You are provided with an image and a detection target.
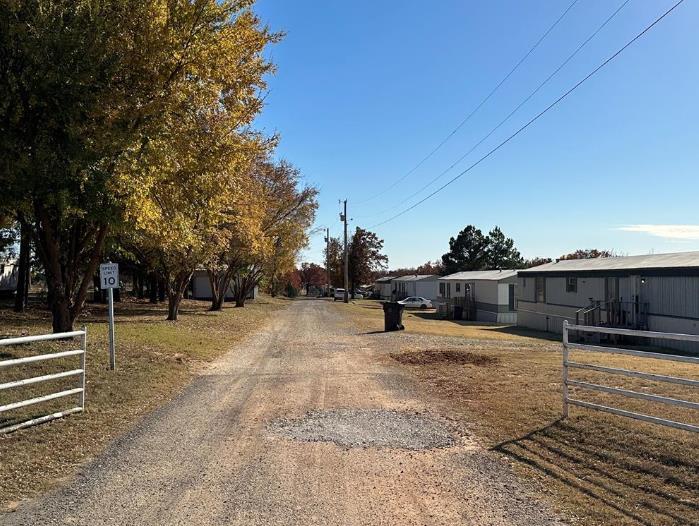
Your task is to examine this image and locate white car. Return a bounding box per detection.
[333,288,346,301]
[398,296,432,309]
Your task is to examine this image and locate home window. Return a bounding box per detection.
[455,283,461,293]
[566,277,577,293]
[508,284,516,310]
[439,283,445,295]
[535,277,546,303]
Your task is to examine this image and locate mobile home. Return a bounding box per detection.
[392,274,439,301]
[190,269,258,301]
[517,251,699,352]
[373,276,395,300]
[438,270,518,323]
[0,258,18,295]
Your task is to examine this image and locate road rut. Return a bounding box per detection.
[2,299,565,525]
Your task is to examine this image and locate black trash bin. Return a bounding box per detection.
[453,305,463,320]
[382,302,405,331]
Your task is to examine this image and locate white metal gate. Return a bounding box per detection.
[0,329,87,434]
[562,321,699,433]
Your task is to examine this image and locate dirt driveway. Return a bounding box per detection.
[2,299,564,526]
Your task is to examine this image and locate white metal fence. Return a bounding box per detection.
[562,321,699,433]
[0,329,86,434]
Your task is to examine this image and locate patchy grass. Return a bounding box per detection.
[390,348,498,366]
[344,298,553,343]
[343,299,699,526]
[0,295,287,510]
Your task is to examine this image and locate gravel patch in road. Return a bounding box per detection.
[268,408,458,450]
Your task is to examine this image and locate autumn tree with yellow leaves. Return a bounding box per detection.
[0,0,318,329]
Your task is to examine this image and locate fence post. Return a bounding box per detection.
[562,320,569,418]
[80,326,87,410]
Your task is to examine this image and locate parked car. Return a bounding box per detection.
[333,288,346,301]
[398,296,432,309]
[352,290,365,299]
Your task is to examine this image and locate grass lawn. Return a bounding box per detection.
[0,294,288,510]
[342,299,699,526]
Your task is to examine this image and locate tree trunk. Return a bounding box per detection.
[158,278,166,302]
[166,292,181,321]
[13,221,30,313]
[148,273,158,303]
[207,269,231,311]
[166,271,192,321]
[136,272,144,299]
[32,205,107,333]
[51,296,72,333]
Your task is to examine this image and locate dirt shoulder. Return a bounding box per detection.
[340,299,699,526]
[0,295,288,510]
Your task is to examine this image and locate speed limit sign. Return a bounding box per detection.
[100,262,119,289]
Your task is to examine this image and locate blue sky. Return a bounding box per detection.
[252,0,699,268]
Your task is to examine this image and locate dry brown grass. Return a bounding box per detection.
[343,299,699,526]
[0,295,287,510]
[390,348,499,366]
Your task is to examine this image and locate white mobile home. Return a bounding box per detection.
[517,251,699,352]
[0,258,18,293]
[392,274,439,301]
[439,270,518,323]
[190,269,258,301]
[373,276,395,300]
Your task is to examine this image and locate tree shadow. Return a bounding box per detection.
[492,419,699,525]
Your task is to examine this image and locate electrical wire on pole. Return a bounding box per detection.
[369,0,685,229]
[354,0,580,207]
[359,0,631,221]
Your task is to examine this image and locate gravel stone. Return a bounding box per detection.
[268,409,457,450]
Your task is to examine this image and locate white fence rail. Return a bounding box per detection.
[562,321,699,433]
[0,329,86,434]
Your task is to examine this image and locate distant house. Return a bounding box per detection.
[0,258,18,294]
[392,274,439,301]
[516,251,699,352]
[373,276,395,300]
[438,270,518,323]
[190,269,258,301]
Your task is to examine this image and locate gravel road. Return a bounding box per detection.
[2,299,565,526]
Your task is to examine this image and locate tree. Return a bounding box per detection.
[324,237,344,287]
[416,260,444,275]
[0,0,278,331]
[226,158,317,305]
[298,262,326,293]
[559,249,613,260]
[523,257,553,268]
[348,228,388,297]
[441,225,489,274]
[486,227,523,269]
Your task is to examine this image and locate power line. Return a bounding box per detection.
[369,0,685,229]
[362,0,631,221]
[353,0,581,206]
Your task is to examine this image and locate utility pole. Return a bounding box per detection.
[324,227,330,297]
[341,200,349,303]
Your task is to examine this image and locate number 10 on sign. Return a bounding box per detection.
[99,262,119,370]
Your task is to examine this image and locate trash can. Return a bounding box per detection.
[382,302,405,331]
[453,305,463,320]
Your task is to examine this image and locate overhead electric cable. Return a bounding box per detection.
[354,0,581,206]
[362,0,630,220]
[369,0,684,229]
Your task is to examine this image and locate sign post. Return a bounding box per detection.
[99,262,119,371]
